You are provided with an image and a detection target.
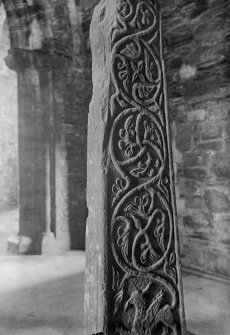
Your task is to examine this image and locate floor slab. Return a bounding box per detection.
[183,271,230,335]
[0,252,229,335]
[0,252,85,335]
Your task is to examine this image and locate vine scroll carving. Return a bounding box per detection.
[86,1,186,334]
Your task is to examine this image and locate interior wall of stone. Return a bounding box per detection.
[161,0,230,278]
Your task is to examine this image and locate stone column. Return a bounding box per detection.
[85,0,186,334]
[5,48,70,254]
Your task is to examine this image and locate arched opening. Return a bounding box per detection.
[0,6,19,255]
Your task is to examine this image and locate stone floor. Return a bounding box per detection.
[0,252,85,335]
[0,252,229,335]
[0,209,230,335]
[183,270,230,335]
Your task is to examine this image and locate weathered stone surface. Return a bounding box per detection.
[183,167,207,181]
[200,121,222,140]
[196,140,223,151]
[7,235,32,255]
[41,232,61,255]
[185,196,206,210]
[183,153,207,167]
[204,189,230,213]
[187,108,205,122]
[85,0,186,334]
[211,153,230,179]
[183,213,210,230]
[176,124,193,152]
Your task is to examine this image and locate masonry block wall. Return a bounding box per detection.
[161,0,230,278]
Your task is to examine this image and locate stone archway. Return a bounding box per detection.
[1,0,88,254]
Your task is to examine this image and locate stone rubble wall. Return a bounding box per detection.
[161,0,230,277]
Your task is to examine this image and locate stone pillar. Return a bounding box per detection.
[5,48,70,254]
[85,0,186,334]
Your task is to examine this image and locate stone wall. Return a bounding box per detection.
[161,0,230,277]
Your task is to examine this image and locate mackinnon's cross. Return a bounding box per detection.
[85,1,187,334]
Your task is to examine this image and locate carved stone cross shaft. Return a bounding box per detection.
[85,0,187,334]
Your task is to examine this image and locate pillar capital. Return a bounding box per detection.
[4,48,71,72]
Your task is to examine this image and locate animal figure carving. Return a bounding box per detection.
[116,284,177,335]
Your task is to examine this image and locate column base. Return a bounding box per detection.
[7,233,69,255]
[41,232,61,255]
[7,235,32,255]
